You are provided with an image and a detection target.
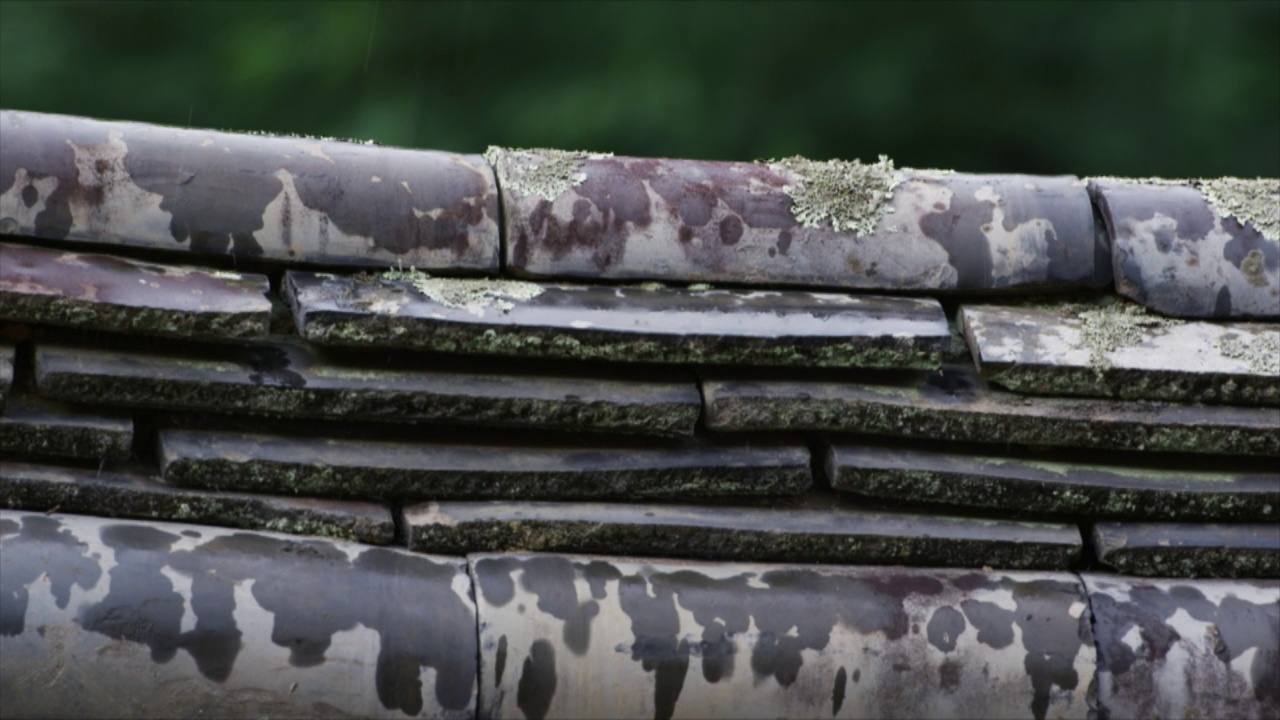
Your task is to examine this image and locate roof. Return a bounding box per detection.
[0,109,1277,720]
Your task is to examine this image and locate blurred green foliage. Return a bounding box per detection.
[1,1,1277,177]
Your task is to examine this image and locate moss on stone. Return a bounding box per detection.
[768,154,902,236]
[1217,332,1280,375]
[413,519,1076,569]
[375,266,544,314]
[1077,301,1178,371]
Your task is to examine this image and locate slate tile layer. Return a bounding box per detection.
[702,366,1280,456]
[961,303,1279,405]
[407,500,1083,568]
[159,429,813,500]
[0,344,12,411]
[1089,178,1279,318]
[492,148,1106,293]
[286,271,950,369]
[0,460,395,544]
[0,396,132,461]
[0,110,501,272]
[828,443,1280,521]
[0,242,272,341]
[1091,522,1280,578]
[34,340,702,437]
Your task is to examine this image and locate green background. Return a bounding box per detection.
[2,1,1277,177]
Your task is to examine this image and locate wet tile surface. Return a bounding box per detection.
[1083,574,1280,720]
[961,303,1279,405]
[0,461,394,544]
[702,366,1280,456]
[0,509,473,717]
[0,110,500,271]
[287,271,950,368]
[408,500,1082,569]
[0,396,132,461]
[1092,522,1280,578]
[828,443,1280,521]
[472,553,1095,720]
[1090,179,1279,318]
[34,340,702,437]
[0,242,272,340]
[159,429,812,500]
[494,148,1106,293]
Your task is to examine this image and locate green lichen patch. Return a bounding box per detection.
[1077,301,1178,370]
[1217,332,1280,375]
[378,266,543,313]
[485,146,613,201]
[768,154,902,236]
[1201,177,1280,242]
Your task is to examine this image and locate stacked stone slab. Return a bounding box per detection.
[1,111,1278,719]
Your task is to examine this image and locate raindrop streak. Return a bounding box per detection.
[364,2,380,74]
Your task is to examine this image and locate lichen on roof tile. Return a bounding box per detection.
[485,145,613,200]
[767,154,903,236]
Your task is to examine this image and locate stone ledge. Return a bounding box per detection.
[702,366,1280,456]
[34,341,701,437]
[0,242,272,341]
[827,443,1280,521]
[0,461,395,544]
[287,270,949,369]
[1091,522,1279,578]
[408,500,1082,569]
[159,429,812,500]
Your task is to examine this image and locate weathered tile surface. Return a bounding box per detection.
[0,461,394,544]
[472,554,1095,720]
[159,429,812,500]
[828,444,1280,521]
[703,367,1280,456]
[0,396,132,461]
[0,344,12,411]
[1090,178,1279,318]
[0,510,475,718]
[1092,522,1279,578]
[492,148,1107,292]
[0,110,500,271]
[0,242,271,340]
[34,341,701,437]
[408,500,1082,568]
[287,271,950,368]
[961,303,1279,405]
[1083,574,1279,720]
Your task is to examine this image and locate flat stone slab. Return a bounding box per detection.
[472,554,1095,720]
[287,271,950,369]
[0,242,271,340]
[0,510,475,718]
[0,396,132,461]
[961,303,1279,405]
[492,147,1107,293]
[0,344,12,411]
[1092,523,1279,578]
[159,429,812,500]
[407,500,1082,569]
[828,444,1280,521]
[702,366,1280,456]
[0,461,394,544]
[0,110,500,271]
[1090,178,1279,318]
[1083,574,1279,720]
[34,341,701,437]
